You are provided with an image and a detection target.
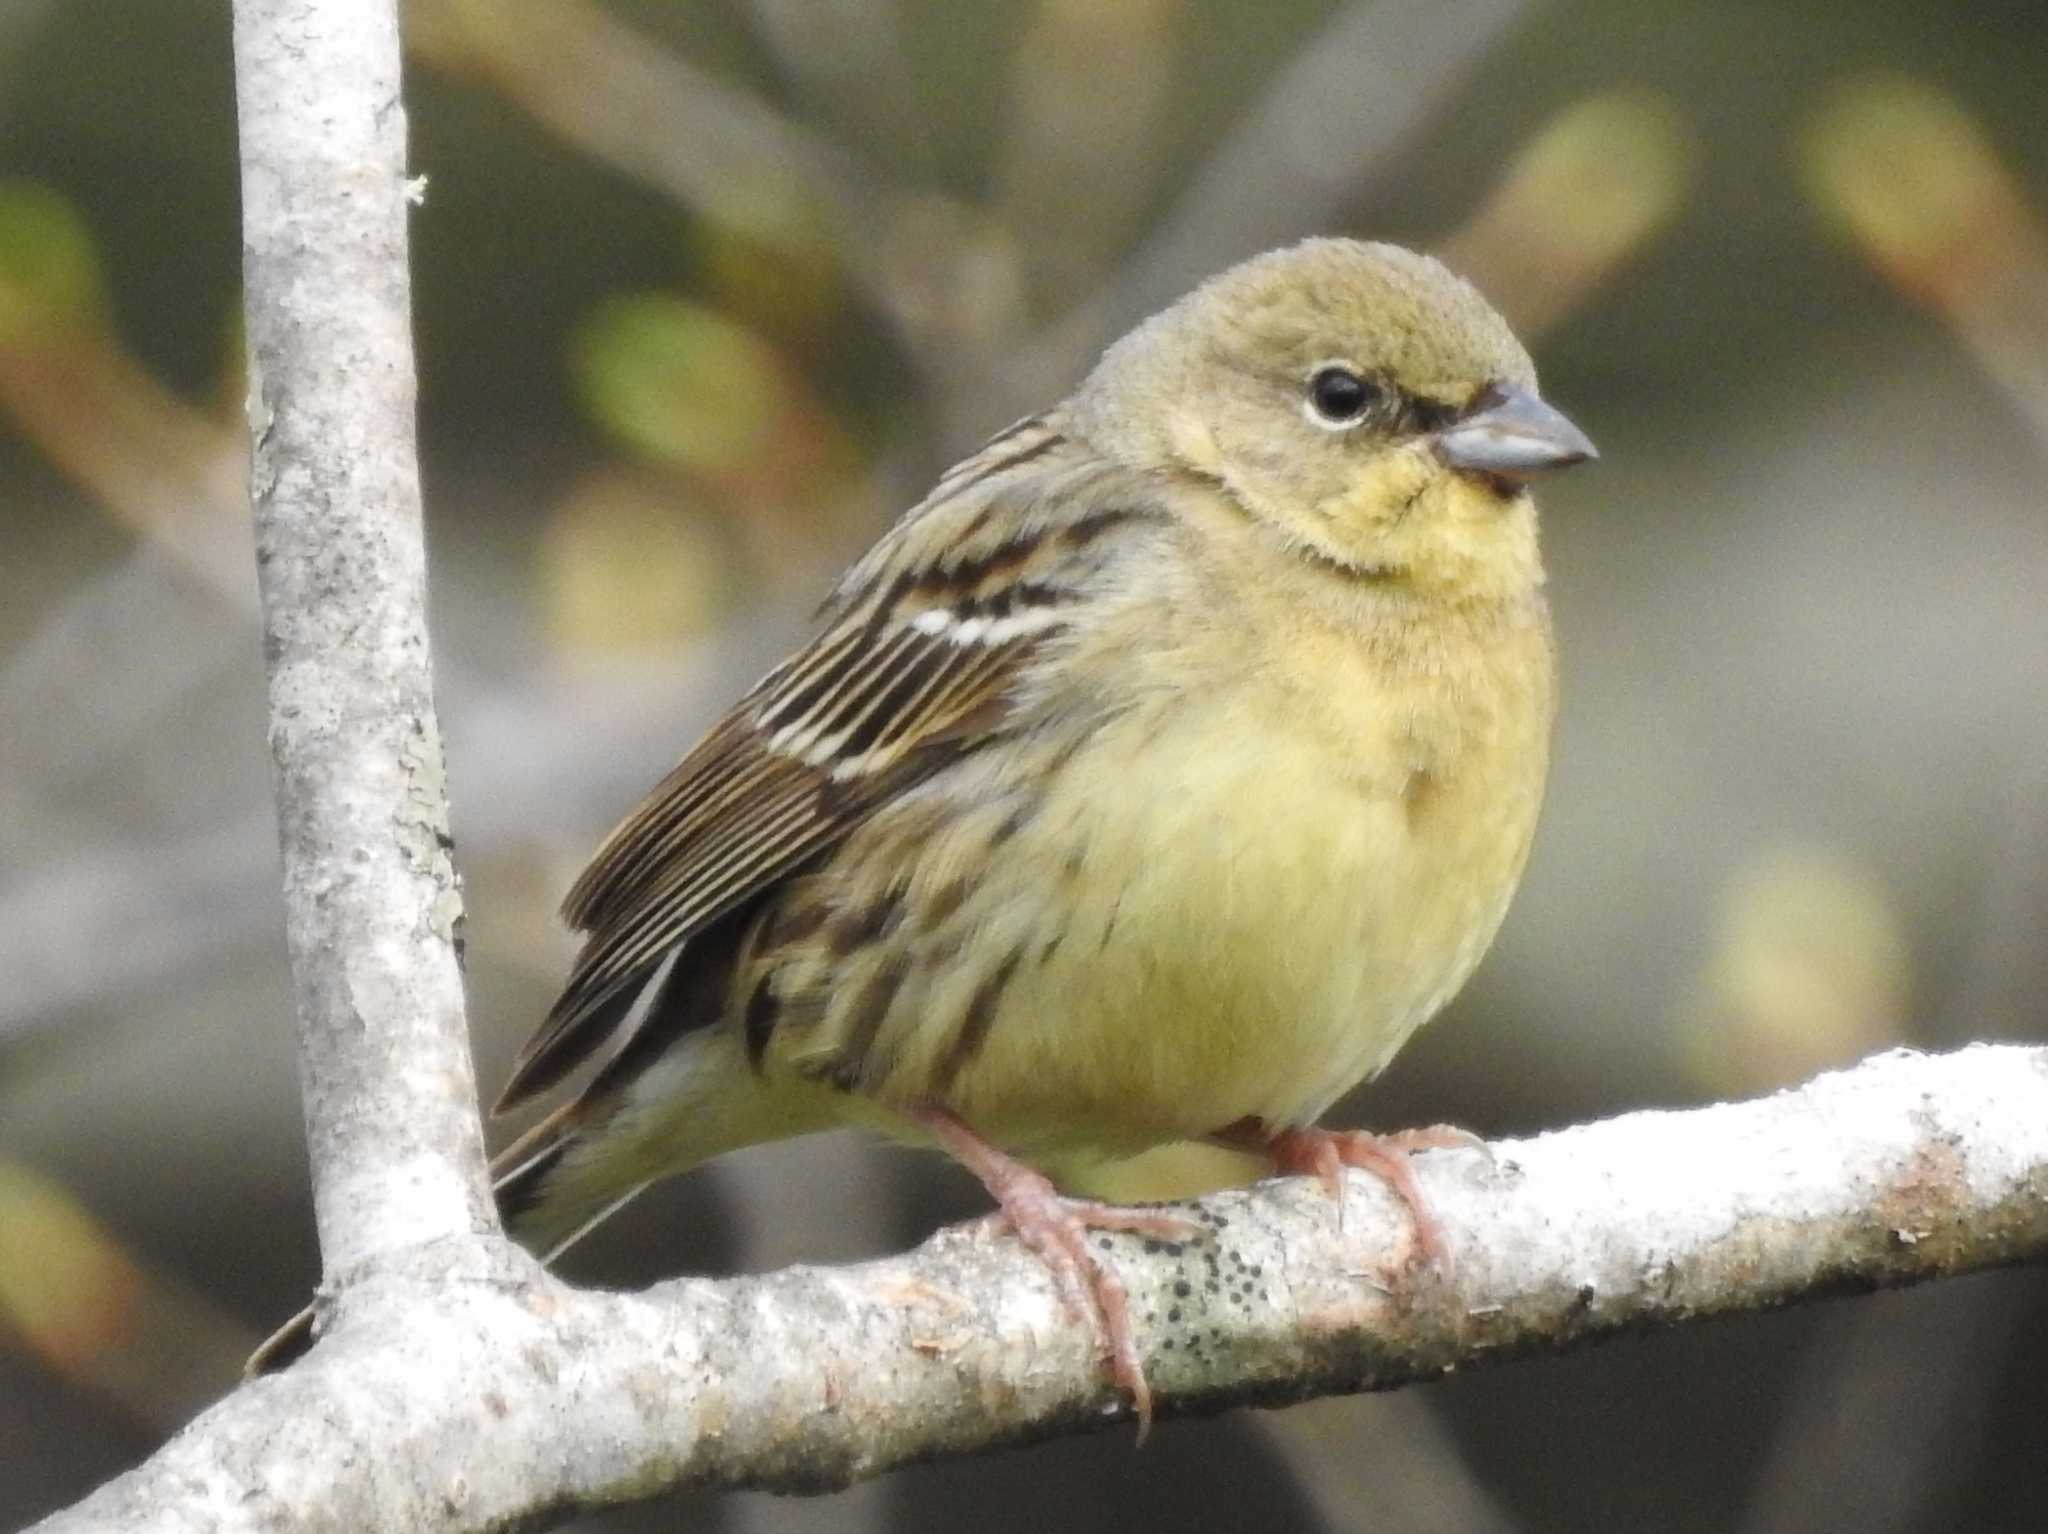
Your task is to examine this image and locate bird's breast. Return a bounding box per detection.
[901,603,1555,1159]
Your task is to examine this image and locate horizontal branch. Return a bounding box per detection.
[34,1044,2048,1532]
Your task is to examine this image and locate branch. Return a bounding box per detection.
[232,0,490,1272]
[32,1045,2048,1531]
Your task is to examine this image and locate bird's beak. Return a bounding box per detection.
[1435,383,1597,481]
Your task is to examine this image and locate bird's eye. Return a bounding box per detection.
[1305,366,1380,428]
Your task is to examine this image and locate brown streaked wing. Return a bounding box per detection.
[495,422,1157,1113]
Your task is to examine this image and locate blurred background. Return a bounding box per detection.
[3,1,2045,1529]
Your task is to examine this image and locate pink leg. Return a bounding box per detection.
[1214,1118,1484,1269]
[913,1105,1198,1438]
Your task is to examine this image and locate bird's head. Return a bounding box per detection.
[1071,238,1595,598]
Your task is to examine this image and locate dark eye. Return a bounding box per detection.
[1306,366,1380,427]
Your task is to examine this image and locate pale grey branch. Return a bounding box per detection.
[232,0,491,1272]
[31,1045,2048,1532]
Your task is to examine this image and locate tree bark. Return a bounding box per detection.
[29,1045,2048,1531]
[234,0,491,1279]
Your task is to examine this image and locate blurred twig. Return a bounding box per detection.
[740,0,931,180]
[0,814,276,1041]
[1799,75,2048,1043]
[992,0,1186,313]
[398,0,1548,442]
[406,0,868,237]
[1737,87,2048,1485]
[1719,112,2048,1513]
[1259,1394,1522,1534]
[404,0,1011,399]
[1007,0,1538,424]
[0,605,811,1038]
[1437,90,1689,340]
[0,1164,252,1431]
[0,338,247,599]
[1739,1279,2031,1534]
[1803,73,2048,447]
[0,178,246,596]
[0,553,249,853]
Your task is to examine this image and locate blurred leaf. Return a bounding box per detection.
[1801,73,2035,306]
[874,194,1030,376]
[0,1163,143,1372]
[0,180,109,340]
[1438,89,1690,338]
[1801,73,2048,445]
[571,293,788,475]
[568,288,874,590]
[406,0,845,263]
[993,0,1185,310]
[687,179,850,345]
[1680,847,1912,1096]
[0,1164,252,1428]
[0,326,251,600]
[539,467,738,655]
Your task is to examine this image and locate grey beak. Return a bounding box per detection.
[1435,384,1597,480]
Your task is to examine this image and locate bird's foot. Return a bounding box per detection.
[1217,1118,1484,1270]
[914,1105,1195,1438]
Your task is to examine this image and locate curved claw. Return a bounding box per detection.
[1214,1117,1484,1273]
[915,1105,1172,1438]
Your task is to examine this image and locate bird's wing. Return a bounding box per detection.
[494,416,1166,1112]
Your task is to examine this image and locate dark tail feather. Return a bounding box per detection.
[488,1101,581,1233]
[244,1105,638,1376]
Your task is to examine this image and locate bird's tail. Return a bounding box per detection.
[485,1097,652,1263]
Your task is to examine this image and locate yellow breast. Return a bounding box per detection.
[923,587,1555,1160]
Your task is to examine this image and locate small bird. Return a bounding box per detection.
[254,238,1593,1426]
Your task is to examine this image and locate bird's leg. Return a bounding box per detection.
[911,1104,1198,1437]
[1213,1117,1486,1269]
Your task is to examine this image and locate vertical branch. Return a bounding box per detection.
[232,0,492,1280]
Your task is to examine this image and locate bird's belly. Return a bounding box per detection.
[927,697,1541,1158]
